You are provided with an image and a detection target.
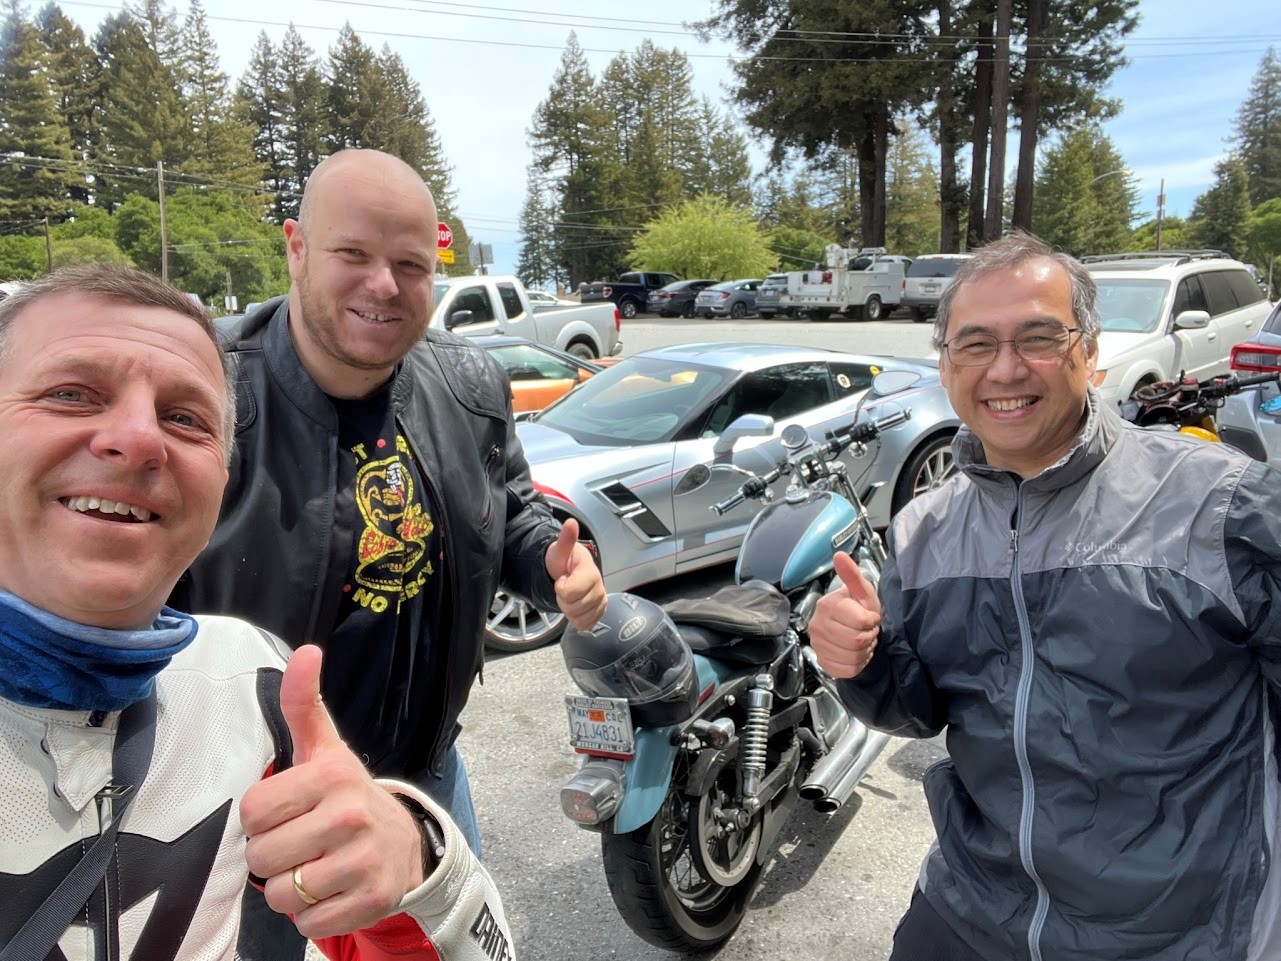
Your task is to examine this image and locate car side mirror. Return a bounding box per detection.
[447,309,474,329]
[1174,309,1210,330]
[868,369,922,398]
[712,413,775,455]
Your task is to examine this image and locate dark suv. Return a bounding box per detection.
[648,279,717,318]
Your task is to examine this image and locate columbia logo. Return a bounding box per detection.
[470,902,513,961]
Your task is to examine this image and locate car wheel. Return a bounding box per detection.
[864,296,883,321]
[910,307,928,322]
[892,433,958,515]
[620,299,638,319]
[729,301,747,319]
[567,341,596,360]
[486,590,566,653]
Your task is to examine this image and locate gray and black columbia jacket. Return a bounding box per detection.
[840,390,1281,961]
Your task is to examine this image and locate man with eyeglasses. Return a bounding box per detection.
[810,232,1281,961]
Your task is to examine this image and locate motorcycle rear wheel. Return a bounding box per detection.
[601,777,763,951]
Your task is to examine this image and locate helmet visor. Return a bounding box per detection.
[570,625,692,705]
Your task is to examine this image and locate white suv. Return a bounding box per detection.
[1083,251,1273,407]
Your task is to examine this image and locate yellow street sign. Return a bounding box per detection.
[438,248,456,265]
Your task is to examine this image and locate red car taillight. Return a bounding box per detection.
[1231,342,1281,373]
[614,308,621,331]
[719,292,730,299]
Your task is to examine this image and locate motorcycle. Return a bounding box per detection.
[557,370,919,952]
[1120,370,1281,441]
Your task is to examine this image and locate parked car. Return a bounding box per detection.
[527,290,579,309]
[694,278,763,319]
[754,273,792,319]
[434,274,621,359]
[648,279,718,317]
[901,254,974,321]
[580,271,680,319]
[1082,250,1273,408]
[1218,300,1281,469]
[485,343,961,652]
[476,334,615,417]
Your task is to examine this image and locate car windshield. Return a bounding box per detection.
[1264,301,1281,336]
[1093,278,1170,333]
[906,258,967,278]
[535,356,735,445]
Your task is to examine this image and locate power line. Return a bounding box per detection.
[57,1,1275,64]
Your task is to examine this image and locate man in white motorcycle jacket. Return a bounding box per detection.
[0,265,514,961]
[811,233,1281,961]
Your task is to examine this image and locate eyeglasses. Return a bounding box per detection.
[942,327,1083,367]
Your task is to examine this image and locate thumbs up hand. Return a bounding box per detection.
[545,517,607,629]
[240,646,424,939]
[810,552,883,679]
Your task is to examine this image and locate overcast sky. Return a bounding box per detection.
[55,0,1281,276]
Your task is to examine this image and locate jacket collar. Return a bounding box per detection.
[259,298,410,429]
[952,387,1122,493]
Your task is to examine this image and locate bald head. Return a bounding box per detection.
[298,149,437,231]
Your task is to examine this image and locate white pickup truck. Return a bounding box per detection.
[434,275,622,359]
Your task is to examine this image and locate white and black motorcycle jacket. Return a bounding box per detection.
[0,615,514,961]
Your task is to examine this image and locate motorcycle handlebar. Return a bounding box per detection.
[1230,371,1281,389]
[710,407,911,515]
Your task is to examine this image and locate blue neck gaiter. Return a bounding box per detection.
[0,591,199,712]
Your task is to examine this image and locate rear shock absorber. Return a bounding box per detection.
[741,674,774,798]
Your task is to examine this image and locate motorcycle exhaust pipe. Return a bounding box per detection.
[813,730,892,813]
[799,719,868,802]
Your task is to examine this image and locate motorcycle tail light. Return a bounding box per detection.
[561,761,625,825]
[1231,342,1281,373]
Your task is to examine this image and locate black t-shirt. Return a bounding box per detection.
[325,385,447,773]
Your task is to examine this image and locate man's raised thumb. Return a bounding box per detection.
[833,551,880,612]
[549,517,580,579]
[280,645,342,763]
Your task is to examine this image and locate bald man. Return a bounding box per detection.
[170,149,605,961]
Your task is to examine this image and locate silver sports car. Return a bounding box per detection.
[486,342,961,652]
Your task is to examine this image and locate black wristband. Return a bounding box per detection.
[394,793,446,878]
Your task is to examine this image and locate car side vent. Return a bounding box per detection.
[597,482,671,539]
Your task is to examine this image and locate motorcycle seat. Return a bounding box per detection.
[664,582,791,666]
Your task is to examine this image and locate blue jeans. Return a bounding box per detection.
[235,745,480,961]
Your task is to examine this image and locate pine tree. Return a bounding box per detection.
[277,25,326,219]
[1032,128,1103,257]
[178,0,262,188]
[885,122,940,256]
[1189,157,1252,259]
[325,23,379,151]
[516,171,560,289]
[1086,136,1138,253]
[1234,47,1281,207]
[124,0,180,68]
[0,0,77,223]
[685,98,752,206]
[35,3,101,205]
[236,32,289,220]
[92,11,187,207]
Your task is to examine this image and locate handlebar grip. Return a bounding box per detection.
[1234,371,1281,389]
[711,492,746,516]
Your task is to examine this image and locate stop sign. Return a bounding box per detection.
[437,222,453,249]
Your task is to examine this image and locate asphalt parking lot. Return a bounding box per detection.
[458,315,947,961]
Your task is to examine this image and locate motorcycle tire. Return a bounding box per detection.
[601,779,763,951]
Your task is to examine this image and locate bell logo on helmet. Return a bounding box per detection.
[619,616,646,642]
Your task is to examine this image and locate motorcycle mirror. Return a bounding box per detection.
[868,369,921,397]
[712,413,775,455]
[780,423,809,450]
[674,463,712,496]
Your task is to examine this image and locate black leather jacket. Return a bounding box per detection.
[171,298,561,775]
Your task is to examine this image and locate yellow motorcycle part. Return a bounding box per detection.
[1179,426,1220,443]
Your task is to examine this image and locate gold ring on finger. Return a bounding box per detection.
[292,864,320,906]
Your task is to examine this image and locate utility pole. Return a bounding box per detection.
[1154,177,1165,251]
[42,216,52,272]
[157,161,169,282]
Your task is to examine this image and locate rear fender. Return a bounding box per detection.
[611,654,738,834]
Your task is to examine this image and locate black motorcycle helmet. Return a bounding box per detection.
[562,592,700,727]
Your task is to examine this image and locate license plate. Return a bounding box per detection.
[566,695,634,756]
[922,284,939,293]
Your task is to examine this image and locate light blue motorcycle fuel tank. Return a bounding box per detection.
[734,491,861,592]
